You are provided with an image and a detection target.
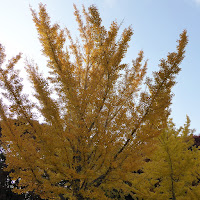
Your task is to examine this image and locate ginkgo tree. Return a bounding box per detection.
[130,117,200,200]
[0,3,188,200]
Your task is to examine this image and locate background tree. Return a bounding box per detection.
[0,3,188,200]
[131,117,200,200]
[193,135,200,147]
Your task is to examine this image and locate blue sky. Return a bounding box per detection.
[0,0,199,133]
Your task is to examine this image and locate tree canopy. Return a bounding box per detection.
[0,3,188,200]
[131,117,200,200]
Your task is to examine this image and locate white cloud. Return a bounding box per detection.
[194,0,200,4]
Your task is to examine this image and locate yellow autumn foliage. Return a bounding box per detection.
[0,3,188,200]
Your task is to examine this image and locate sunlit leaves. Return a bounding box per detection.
[0,3,188,200]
